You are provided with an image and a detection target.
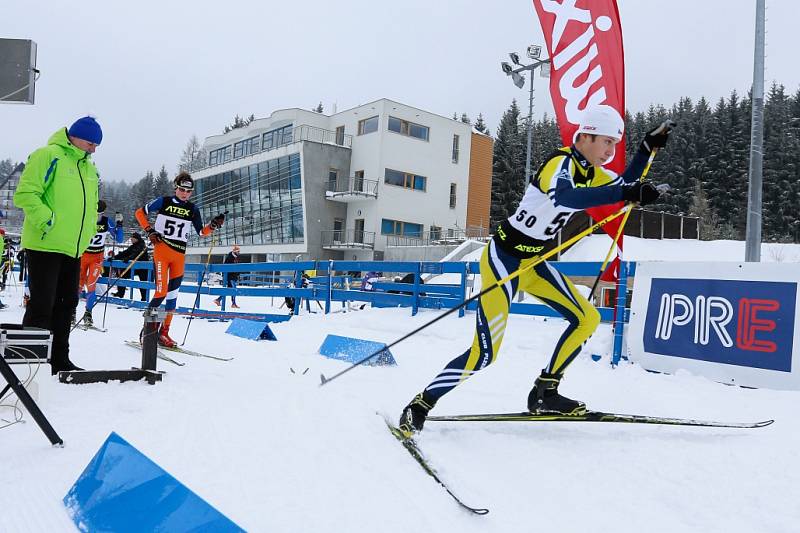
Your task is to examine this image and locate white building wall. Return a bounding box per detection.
[330,99,472,252]
[191,98,474,258]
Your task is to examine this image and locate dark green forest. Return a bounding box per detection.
[490,83,800,242]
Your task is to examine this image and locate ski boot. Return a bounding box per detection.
[231,303,240,309]
[82,310,93,327]
[212,298,221,307]
[158,325,178,348]
[527,372,586,416]
[398,392,437,437]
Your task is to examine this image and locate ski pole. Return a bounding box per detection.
[73,248,147,332]
[101,248,148,329]
[319,205,630,387]
[587,123,672,300]
[181,232,218,346]
[587,205,634,301]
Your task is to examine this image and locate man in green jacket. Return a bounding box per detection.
[13,116,102,375]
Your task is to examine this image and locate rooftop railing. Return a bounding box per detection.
[185,124,353,172]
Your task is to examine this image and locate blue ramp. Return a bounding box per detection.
[225,318,278,341]
[63,432,243,532]
[319,334,396,366]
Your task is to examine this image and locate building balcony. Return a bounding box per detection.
[325,177,379,202]
[321,229,375,250]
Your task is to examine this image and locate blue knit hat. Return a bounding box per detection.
[68,116,103,145]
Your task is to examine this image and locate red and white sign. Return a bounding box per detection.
[532,0,626,280]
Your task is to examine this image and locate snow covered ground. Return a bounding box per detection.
[2,252,799,532]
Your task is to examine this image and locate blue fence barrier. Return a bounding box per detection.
[98,259,633,322]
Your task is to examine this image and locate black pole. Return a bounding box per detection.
[0,355,62,446]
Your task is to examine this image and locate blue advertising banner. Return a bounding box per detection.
[643,278,796,372]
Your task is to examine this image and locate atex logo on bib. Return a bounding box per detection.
[643,278,796,372]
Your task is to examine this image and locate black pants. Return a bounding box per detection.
[114,267,149,301]
[23,250,80,371]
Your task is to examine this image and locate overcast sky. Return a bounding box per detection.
[2,0,797,184]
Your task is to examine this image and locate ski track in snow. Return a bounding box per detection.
[0,284,798,533]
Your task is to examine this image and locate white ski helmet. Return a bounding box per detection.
[573,104,624,164]
[573,104,624,142]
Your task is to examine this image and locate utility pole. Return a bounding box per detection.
[745,0,765,261]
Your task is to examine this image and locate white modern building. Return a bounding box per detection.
[187,98,493,262]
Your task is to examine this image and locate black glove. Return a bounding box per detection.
[115,212,124,225]
[621,182,660,206]
[145,227,161,244]
[639,119,676,153]
[210,213,225,229]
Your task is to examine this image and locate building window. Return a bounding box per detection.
[357,116,379,135]
[430,225,442,240]
[385,168,426,191]
[449,183,457,209]
[208,145,233,166]
[328,168,339,191]
[387,116,429,141]
[354,170,365,192]
[335,125,345,145]
[452,134,459,163]
[234,141,245,159]
[262,125,293,151]
[381,218,423,237]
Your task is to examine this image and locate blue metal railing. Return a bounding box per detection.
[98,258,634,361]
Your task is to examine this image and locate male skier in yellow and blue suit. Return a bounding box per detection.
[399,105,674,435]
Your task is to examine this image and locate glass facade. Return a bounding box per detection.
[191,152,304,247]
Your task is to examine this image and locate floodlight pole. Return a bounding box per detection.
[745,0,765,262]
[503,57,552,182]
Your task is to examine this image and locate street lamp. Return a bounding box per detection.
[501,47,551,184]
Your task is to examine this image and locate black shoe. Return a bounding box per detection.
[398,392,436,437]
[527,372,586,415]
[51,361,84,375]
[63,361,84,372]
[82,311,93,327]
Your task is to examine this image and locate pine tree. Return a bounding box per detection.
[132,171,155,209]
[490,100,525,227]
[223,114,256,133]
[761,83,797,240]
[313,102,323,113]
[0,158,14,179]
[474,113,489,134]
[153,165,172,197]
[452,112,458,121]
[460,113,471,125]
